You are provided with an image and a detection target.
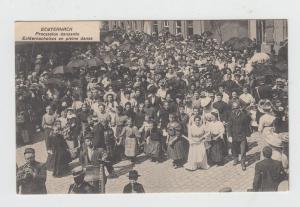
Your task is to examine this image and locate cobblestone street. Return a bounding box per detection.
[16,132,263,194]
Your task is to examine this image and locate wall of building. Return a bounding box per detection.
[102,20,288,55]
[203,20,249,43]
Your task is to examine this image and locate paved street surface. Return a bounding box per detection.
[16,132,263,193]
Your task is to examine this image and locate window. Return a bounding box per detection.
[113,21,117,29]
[176,20,182,34]
[134,21,138,30]
[257,20,266,43]
[153,21,158,33]
[163,20,169,31]
[187,20,194,36]
[101,21,109,31]
[127,21,132,30]
[120,21,125,29]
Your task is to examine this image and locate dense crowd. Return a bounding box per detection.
[16,28,288,193]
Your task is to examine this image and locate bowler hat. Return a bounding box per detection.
[127,170,141,180]
[72,166,85,177]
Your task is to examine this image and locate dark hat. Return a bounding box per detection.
[262,146,272,158]
[127,170,141,180]
[176,71,184,77]
[24,148,35,155]
[211,111,219,118]
[72,166,85,177]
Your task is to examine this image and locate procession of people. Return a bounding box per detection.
[16,27,288,193]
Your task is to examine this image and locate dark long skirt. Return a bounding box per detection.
[44,128,52,150]
[47,135,72,177]
[210,138,225,163]
[144,140,162,159]
[167,139,186,160]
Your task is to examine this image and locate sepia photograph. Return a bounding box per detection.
[15,19,289,194]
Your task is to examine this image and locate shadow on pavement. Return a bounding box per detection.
[114,163,134,177]
[135,154,149,164]
[247,141,258,152]
[246,152,261,167]
[16,131,45,148]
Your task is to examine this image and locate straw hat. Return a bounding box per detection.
[104,91,117,100]
[200,97,212,107]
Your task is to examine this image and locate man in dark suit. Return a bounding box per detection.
[16,148,47,194]
[123,170,145,193]
[79,134,114,175]
[227,102,251,171]
[90,115,105,149]
[253,146,286,191]
[68,166,97,194]
[222,74,239,94]
[147,84,161,112]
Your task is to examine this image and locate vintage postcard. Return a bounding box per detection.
[15,20,288,194]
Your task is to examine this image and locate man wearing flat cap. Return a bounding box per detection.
[68,166,97,194]
[17,148,47,194]
[123,170,145,193]
[252,146,286,191]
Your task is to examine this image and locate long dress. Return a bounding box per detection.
[259,114,288,167]
[120,126,141,157]
[258,113,280,159]
[206,121,225,163]
[47,133,72,176]
[42,113,55,150]
[184,124,210,170]
[167,121,186,160]
[144,128,162,159]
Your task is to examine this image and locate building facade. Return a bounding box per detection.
[100,20,287,54]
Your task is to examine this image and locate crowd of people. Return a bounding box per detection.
[16,28,289,193]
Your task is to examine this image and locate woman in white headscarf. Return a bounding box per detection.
[184,115,210,171]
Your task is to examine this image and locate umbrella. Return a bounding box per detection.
[52,65,73,74]
[85,57,103,68]
[67,59,87,68]
[201,31,213,37]
[275,61,288,72]
[250,64,276,77]
[249,52,270,64]
[44,78,66,88]
[224,37,252,51]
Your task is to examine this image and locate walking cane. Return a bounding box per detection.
[98,159,105,193]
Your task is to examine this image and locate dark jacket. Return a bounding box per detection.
[92,123,105,149]
[213,100,230,123]
[123,182,145,193]
[68,181,97,194]
[17,161,47,194]
[148,95,161,110]
[253,84,273,102]
[253,158,286,192]
[227,110,251,141]
[79,147,113,174]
